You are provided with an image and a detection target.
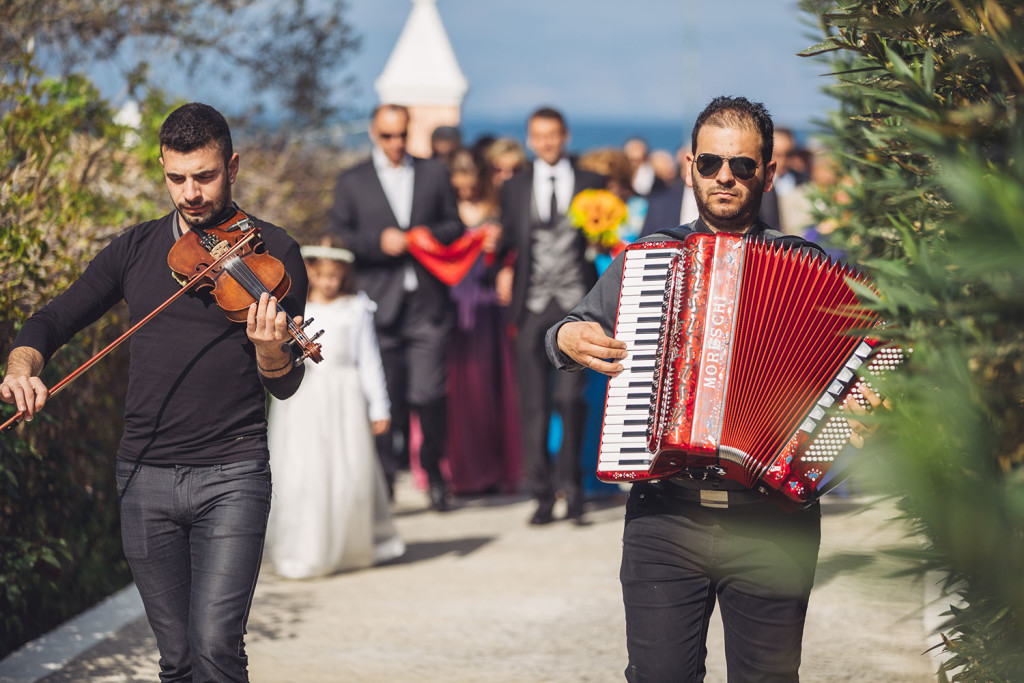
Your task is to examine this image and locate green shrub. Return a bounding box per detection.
[799,1,1024,679]
[0,61,160,658]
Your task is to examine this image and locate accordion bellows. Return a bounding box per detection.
[597,233,904,507]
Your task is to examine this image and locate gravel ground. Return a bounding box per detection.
[31,475,939,682]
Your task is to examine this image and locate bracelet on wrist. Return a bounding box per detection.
[258,359,293,374]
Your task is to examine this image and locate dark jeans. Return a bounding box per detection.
[116,459,272,683]
[620,483,821,683]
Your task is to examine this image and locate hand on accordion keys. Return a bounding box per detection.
[556,321,628,376]
[844,383,892,449]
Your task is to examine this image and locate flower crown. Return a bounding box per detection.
[300,245,354,263]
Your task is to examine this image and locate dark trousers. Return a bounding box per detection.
[515,300,589,511]
[116,459,272,683]
[620,483,821,683]
[374,293,453,490]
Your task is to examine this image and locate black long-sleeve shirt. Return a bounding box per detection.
[13,210,308,465]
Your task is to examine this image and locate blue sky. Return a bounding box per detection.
[86,0,838,137]
[342,0,836,129]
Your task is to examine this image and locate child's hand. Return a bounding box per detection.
[481,223,502,253]
[371,419,390,436]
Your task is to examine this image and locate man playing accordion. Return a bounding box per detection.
[547,96,881,682]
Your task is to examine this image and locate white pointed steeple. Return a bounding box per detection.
[375,0,468,107]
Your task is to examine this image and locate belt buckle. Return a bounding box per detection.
[699,489,729,509]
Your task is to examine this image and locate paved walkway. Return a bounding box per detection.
[3,475,943,682]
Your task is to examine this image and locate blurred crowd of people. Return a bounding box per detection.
[266,102,847,579]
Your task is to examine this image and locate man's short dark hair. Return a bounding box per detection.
[371,103,411,123]
[431,125,461,145]
[691,96,774,165]
[159,103,233,166]
[528,106,566,130]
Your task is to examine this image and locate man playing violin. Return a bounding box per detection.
[0,102,307,682]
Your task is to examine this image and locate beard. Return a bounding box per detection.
[176,182,232,231]
[691,170,764,233]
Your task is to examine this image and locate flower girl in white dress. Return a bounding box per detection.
[267,237,404,579]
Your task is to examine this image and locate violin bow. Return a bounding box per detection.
[1,230,261,435]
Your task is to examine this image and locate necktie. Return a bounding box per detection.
[548,176,559,226]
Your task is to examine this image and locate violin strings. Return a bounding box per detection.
[224,257,303,337]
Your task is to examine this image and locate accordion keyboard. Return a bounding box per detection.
[597,245,682,477]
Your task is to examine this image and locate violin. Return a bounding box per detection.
[1,209,322,434]
[167,209,324,363]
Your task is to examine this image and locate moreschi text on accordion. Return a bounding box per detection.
[596,232,906,508]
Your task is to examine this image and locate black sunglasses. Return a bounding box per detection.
[379,132,408,140]
[694,153,760,180]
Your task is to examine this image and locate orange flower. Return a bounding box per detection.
[568,188,628,248]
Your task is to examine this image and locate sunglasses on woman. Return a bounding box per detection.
[694,153,760,180]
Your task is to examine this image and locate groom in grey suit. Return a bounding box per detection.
[329,104,464,510]
[496,107,604,526]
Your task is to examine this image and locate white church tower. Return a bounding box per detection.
[375,0,468,158]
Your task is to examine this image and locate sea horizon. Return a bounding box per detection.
[460,117,696,155]
[288,114,818,157]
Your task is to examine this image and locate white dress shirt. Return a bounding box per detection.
[632,162,656,196]
[680,184,699,225]
[532,157,574,223]
[372,146,414,228]
[372,146,417,291]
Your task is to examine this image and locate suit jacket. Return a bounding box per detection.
[498,163,605,324]
[328,156,463,327]
[640,182,686,238]
[758,187,781,232]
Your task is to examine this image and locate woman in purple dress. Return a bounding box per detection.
[441,145,525,494]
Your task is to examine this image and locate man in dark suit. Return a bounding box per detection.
[495,107,604,526]
[329,104,464,511]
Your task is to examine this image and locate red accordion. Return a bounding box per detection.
[597,233,904,507]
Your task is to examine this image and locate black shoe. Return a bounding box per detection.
[429,484,450,512]
[568,512,591,527]
[529,503,554,526]
[566,499,588,526]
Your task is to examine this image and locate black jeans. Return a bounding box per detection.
[116,459,272,682]
[620,483,821,682]
[515,300,589,509]
[375,294,453,489]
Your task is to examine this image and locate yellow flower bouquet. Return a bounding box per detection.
[568,188,628,252]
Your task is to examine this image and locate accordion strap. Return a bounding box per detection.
[654,222,827,257]
[654,225,695,241]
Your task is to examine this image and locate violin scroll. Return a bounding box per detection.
[284,317,324,364]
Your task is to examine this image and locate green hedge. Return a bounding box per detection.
[0,61,162,658]
[799,1,1024,679]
